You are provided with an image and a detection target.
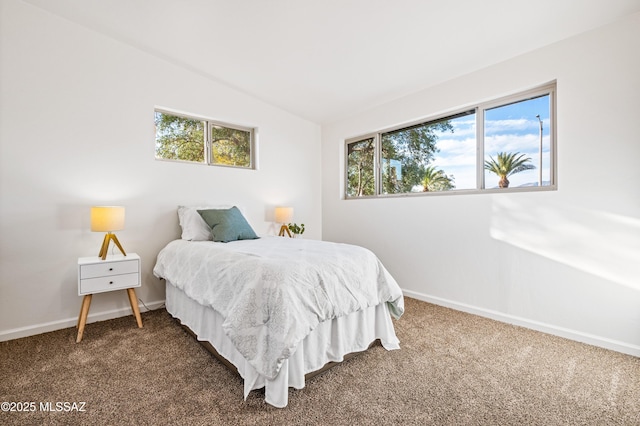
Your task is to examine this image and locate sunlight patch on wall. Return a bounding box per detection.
[490,197,640,290]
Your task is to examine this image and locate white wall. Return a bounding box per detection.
[322,13,640,355]
[0,1,321,339]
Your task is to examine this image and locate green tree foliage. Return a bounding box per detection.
[210,126,251,167]
[346,138,375,197]
[484,151,535,188]
[381,120,453,194]
[422,165,455,192]
[154,112,204,162]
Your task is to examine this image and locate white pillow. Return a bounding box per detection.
[178,205,234,241]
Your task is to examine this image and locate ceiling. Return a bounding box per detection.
[25,0,640,124]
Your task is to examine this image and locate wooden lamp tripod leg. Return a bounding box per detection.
[98,232,127,260]
[110,234,126,256]
[278,225,292,237]
[98,234,110,260]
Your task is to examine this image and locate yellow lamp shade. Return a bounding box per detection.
[275,206,293,224]
[91,206,125,232]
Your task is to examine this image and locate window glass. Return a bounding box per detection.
[155,111,205,163]
[381,123,443,194]
[429,111,476,191]
[484,95,551,188]
[381,111,475,194]
[346,138,375,197]
[209,124,252,167]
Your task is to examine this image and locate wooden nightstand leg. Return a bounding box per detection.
[76,294,92,343]
[126,288,143,328]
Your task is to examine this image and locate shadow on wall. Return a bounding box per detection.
[489,197,640,291]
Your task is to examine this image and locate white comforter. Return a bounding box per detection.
[153,237,404,380]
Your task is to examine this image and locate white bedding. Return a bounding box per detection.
[165,282,400,408]
[153,237,404,381]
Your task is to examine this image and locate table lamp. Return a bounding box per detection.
[91,206,126,260]
[275,206,293,237]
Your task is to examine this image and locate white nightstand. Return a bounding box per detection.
[76,253,142,343]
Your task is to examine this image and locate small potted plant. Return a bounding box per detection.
[287,223,305,238]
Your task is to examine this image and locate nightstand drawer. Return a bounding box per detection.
[80,259,139,279]
[79,273,139,295]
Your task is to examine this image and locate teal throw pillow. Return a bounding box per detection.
[197,206,259,243]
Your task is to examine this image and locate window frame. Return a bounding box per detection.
[154,108,256,170]
[344,82,556,199]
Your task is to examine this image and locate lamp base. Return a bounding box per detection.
[278,224,292,238]
[98,232,126,260]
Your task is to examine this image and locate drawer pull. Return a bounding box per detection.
[109,281,114,285]
[109,268,113,271]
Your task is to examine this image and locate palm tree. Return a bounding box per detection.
[484,152,535,188]
[422,165,455,192]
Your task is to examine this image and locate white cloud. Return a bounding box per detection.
[484,134,550,156]
[485,118,532,132]
[434,136,476,167]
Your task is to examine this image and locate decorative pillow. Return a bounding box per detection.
[177,205,234,241]
[197,206,259,243]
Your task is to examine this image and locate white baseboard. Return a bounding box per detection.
[403,289,640,358]
[0,300,166,342]
[5,292,639,358]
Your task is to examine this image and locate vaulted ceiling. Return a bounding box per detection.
[25,0,640,124]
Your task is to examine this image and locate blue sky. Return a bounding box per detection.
[432,95,551,189]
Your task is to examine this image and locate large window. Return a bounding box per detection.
[155,110,255,169]
[345,83,555,198]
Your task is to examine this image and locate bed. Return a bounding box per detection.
[153,206,404,407]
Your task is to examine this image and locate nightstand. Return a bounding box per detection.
[76,253,142,343]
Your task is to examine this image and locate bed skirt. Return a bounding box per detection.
[165,281,400,408]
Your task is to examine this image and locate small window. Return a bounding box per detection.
[345,83,555,198]
[155,110,255,169]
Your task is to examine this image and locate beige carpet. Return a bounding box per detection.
[1,297,639,425]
